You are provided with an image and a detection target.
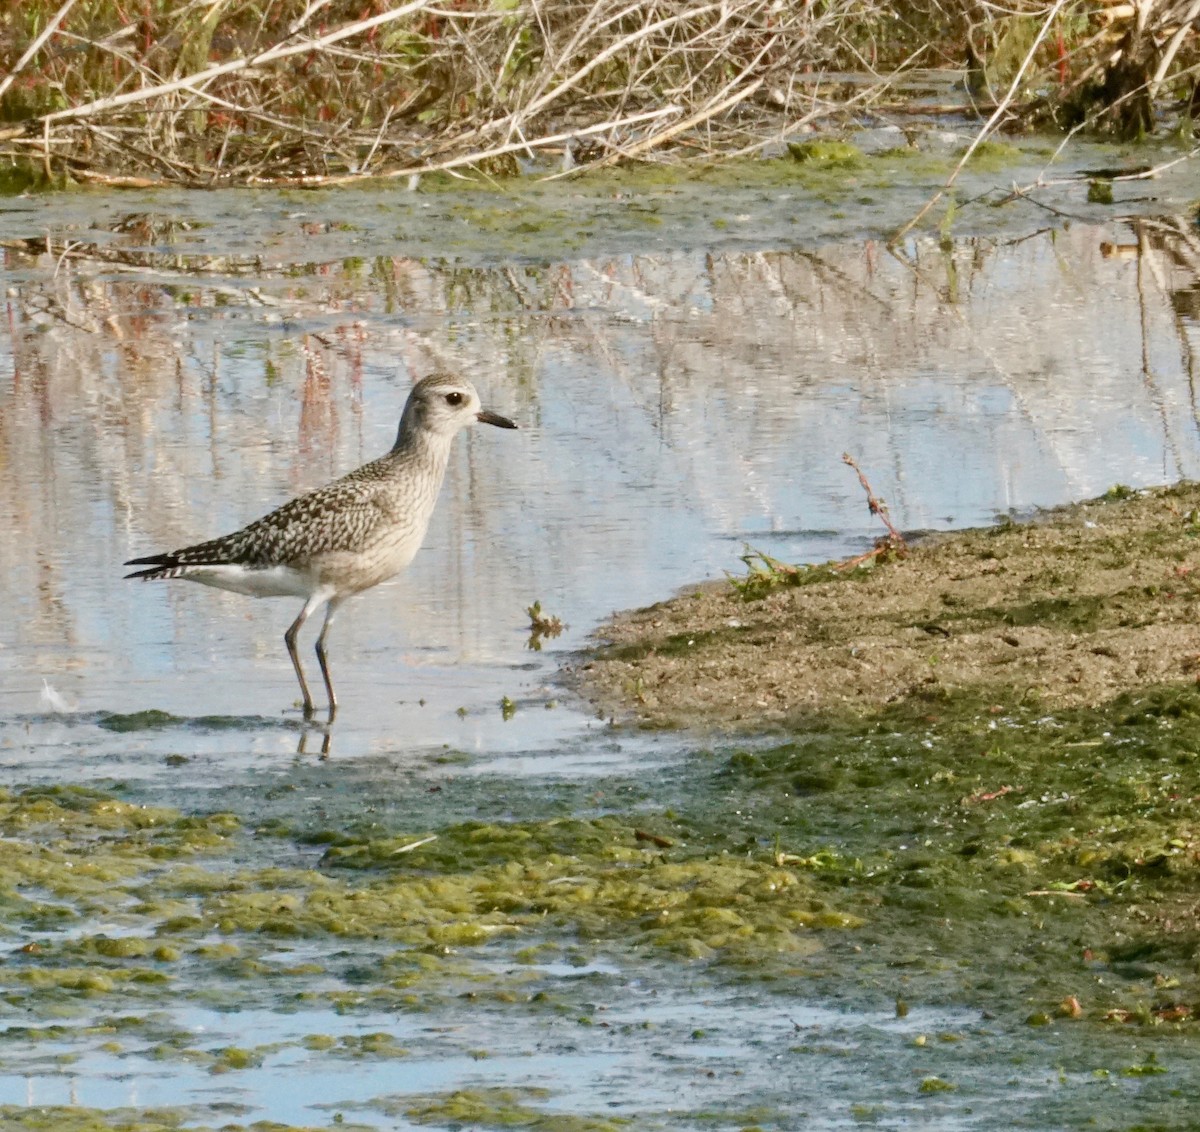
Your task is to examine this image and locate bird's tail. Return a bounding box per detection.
[124,553,188,581]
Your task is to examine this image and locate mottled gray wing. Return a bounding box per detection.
[129,470,398,574]
[210,476,400,564]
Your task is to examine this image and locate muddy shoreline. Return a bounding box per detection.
[573,482,1200,732]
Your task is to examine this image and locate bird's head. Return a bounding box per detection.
[398,373,517,443]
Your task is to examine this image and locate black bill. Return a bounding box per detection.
[477,410,518,429]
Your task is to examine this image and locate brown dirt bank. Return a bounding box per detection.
[572,482,1200,731]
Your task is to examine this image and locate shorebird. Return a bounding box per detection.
[125,373,517,720]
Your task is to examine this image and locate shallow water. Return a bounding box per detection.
[6,187,1200,757]
[4,147,1200,1128]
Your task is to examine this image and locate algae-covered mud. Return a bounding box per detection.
[6,147,1200,1127]
[3,740,1200,1131]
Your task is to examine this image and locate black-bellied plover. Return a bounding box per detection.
[125,373,517,720]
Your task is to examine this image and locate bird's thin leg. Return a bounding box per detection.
[285,594,328,717]
[315,597,343,722]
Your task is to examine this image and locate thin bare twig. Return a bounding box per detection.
[587,27,779,170]
[252,104,681,187]
[6,0,1197,187]
[38,0,432,126]
[838,453,908,569]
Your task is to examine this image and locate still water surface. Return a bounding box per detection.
[3,168,1200,1126]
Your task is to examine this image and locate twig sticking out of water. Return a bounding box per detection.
[837,453,908,570]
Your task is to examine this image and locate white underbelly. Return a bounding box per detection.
[181,564,316,599]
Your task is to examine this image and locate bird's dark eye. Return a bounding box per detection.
[445,391,464,406]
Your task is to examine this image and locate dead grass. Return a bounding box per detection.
[0,2,1196,188]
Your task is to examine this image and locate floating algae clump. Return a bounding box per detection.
[387,1087,631,1130]
[787,140,865,167]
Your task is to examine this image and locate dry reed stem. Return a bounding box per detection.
[0,0,78,103]
[252,104,681,187]
[40,0,433,126]
[507,2,727,133]
[1151,1,1200,97]
[1,0,887,182]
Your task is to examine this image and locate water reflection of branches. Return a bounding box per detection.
[2,230,306,283]
[1120,216,1200,448]
[8,228,1200,669]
